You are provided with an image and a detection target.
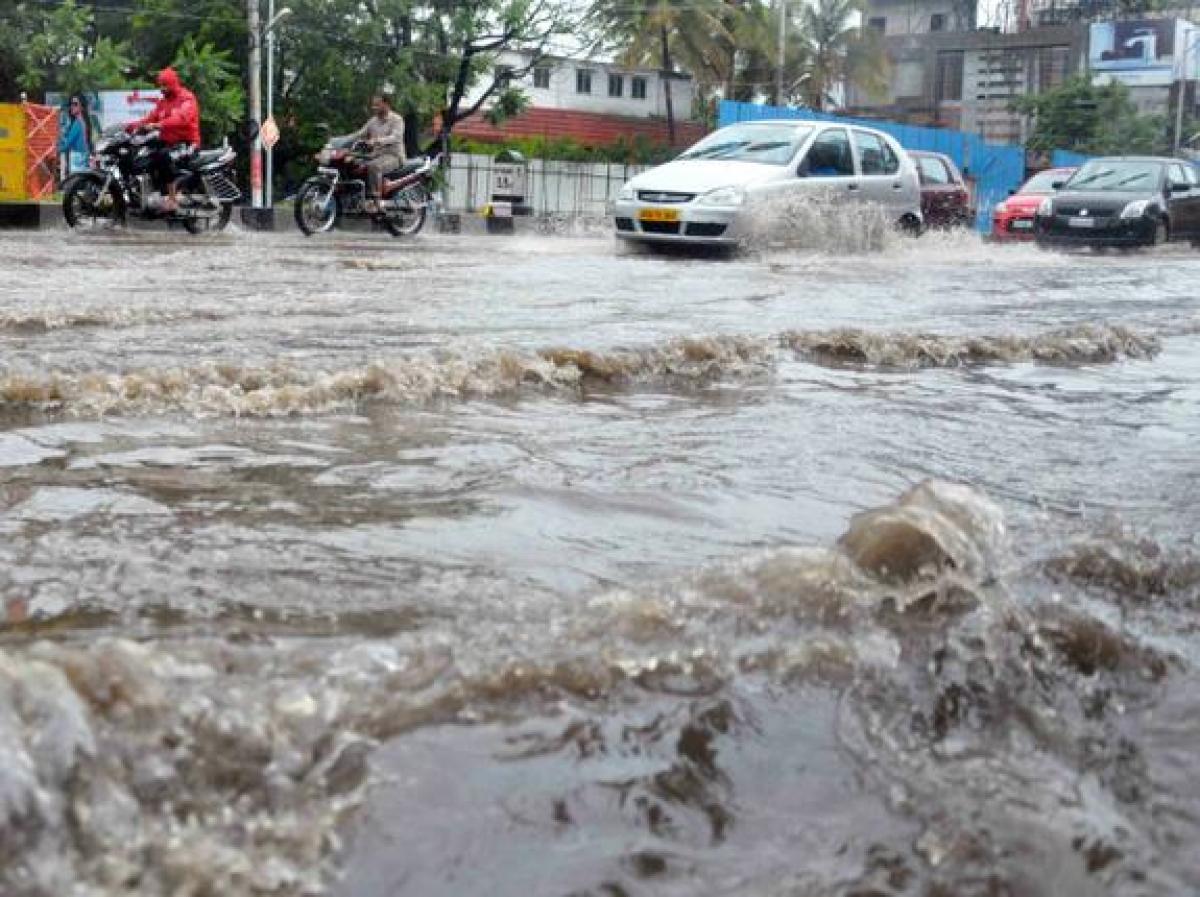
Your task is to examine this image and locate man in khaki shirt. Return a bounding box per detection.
[338,93,406,211]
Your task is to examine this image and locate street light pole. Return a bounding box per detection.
[248,0,262,209]
[266,0,275,208]
[264,3,291,207]
[776,0,786,107]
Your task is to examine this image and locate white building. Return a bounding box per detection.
[464,50,698,122]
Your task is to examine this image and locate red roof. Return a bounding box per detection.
[451,106,708,150]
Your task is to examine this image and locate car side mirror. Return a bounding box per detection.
[1007,188,1016,196]
[1050,180,1064,190]
[1170,181,1190,193]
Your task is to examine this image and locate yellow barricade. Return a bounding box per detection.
[0,103,27,201]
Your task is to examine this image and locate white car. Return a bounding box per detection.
[612,120,923,246]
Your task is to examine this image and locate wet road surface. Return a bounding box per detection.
[1,227,1198,896]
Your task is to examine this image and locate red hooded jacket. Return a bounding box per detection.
[128,68,201,146]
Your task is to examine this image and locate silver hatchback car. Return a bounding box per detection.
[612,120,923,246]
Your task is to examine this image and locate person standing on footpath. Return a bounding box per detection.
[58,94,93,181]
[336,92,405,213]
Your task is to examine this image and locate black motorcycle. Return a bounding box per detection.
[294,137,441,237]
[61,125,241,234]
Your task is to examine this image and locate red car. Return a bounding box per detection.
[991,167,1076,241]
[910,150,974,229]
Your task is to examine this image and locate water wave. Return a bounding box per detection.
[784,322,1160,368]
[0,307,224,333]
[2,480,1196,895]
[0,324,1160,418]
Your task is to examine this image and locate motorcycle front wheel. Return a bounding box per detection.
[63,179,126,230]
[294,181,340,236]
[382,187,428,237]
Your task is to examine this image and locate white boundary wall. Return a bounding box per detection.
[442,153,653,217]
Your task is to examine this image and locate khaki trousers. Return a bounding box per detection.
[366,154,403,198]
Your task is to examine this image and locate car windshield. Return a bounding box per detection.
[1065,161,1162,192]
[677,125,813,165]
[1019,170,1070,194]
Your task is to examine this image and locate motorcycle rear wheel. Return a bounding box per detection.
[63,179,126,230]
[382,187,428,237]
[295,182,340,236]
[182,203,233,235]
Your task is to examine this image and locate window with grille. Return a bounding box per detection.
[631,77,647,99]
[576,69,593,94]
[1037,46,1070,91]
[608,74,623,97]
[935,51,964,102]
[533,67,550,89]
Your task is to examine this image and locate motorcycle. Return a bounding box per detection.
[294,137,440,237]
[61,125,241,234]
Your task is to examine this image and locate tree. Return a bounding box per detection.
[796,0,887,110]
[23,0,135,95]
[169,36,246,141]
[272,0,571,180]
[128,0,246,74]
[1012,74,1168,155]
[588,0,731,145]
[0,3,38,99]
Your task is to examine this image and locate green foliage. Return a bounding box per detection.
[0,4,39,99]
[483,87,530,126]
[129,0,245,72]
[169,36,245,141]
[1012,74,1169,155]
[450,133,674,164]
[22,0,135,94]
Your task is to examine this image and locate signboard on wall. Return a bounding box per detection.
[1089,19,1198,87]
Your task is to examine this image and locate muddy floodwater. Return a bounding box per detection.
[0,227,1197,897]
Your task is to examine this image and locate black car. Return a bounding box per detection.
[1034,156,1200,248]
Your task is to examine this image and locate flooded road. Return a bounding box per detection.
[1,228,1198,896]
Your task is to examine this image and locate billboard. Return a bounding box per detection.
[1089,19,1198,88]
[45,88,162,133]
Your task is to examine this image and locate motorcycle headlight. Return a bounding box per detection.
[316,149,332,165]
[1120,199,1151,219]
[697,185,745,207]
[1037,196,1053,217]
[616,184,634,201]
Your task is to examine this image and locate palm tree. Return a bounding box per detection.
[797,0,887,110]
[590,0,731,145]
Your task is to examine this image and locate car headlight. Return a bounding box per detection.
[616,184,634,201]
[994,201,1008,215]
[1037,196,1053,217]
[1120,199,1151,219]
[697,185,745,207]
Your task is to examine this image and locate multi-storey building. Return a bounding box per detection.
[849,0,1087,143]
[850,0,1200,142]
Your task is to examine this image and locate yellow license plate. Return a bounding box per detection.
[638,207,679,222]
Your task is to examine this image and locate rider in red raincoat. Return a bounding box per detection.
[126,68,201,210]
